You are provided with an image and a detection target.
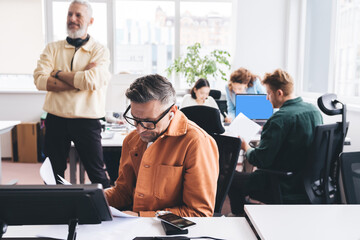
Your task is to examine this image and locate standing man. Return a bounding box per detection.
[105,74,219,217]
[34,0,111,188]
[228,69,323,215]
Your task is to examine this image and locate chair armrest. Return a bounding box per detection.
[257,168,293,177]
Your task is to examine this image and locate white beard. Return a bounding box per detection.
[67,25,87,39]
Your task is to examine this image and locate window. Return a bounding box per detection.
[302,0,334,94]
[114,1,175,75]
[334,0,360,98]
[114,0,232,90]
[178,1,232,89]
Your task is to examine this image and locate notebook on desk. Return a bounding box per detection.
[235,94,273,126]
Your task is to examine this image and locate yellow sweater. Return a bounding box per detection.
[33,37,111,118]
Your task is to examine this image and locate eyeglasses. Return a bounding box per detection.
[123,104,175,130]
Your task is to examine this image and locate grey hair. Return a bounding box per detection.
[71,0,93,18]
[126,74,176,108]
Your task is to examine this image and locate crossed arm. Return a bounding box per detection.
[47,62,97,92]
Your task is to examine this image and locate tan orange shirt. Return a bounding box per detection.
[105,110,219,217]
[33,37,111,118]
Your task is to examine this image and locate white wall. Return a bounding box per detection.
[0,0,44,74]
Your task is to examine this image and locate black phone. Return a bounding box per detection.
[157,213,196,230]
[161,221,188,235]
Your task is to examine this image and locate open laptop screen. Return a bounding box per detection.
[235,94,273,120]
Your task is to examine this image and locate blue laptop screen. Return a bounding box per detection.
[235,94,273,119]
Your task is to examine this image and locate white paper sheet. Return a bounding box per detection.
[226,112,262,143]
[39,157,56,185]
[109,206,138,218]
[57,174,71,185]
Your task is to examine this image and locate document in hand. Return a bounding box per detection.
[226,112,261,143]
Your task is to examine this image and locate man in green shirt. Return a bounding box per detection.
[228,69,323,215]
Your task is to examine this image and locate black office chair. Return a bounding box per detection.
[257,93,349,204]
[340,151,360,204]
[209,89,228,118]
[211,134,241,216]
[209,89,221,100]
[180,106,225,135]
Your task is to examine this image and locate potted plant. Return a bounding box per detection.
[166,42,231,87]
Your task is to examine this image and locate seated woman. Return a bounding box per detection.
[181,78,231,123]
[225,68,266,120]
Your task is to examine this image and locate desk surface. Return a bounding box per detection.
[4,217,256,240]
[0,121,20,134]
[245,204,360,240]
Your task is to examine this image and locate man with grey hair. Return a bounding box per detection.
[34,0,111,188]
[105,74,219,217]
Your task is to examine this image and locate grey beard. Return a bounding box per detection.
[67,27,87,39]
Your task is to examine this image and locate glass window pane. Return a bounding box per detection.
[334,0,360,97]
[115,1,175,75]
[179,1,232,89]
[52,2,107,46]
[302,0,333,93]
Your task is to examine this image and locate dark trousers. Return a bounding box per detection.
[44,113,110,188]
[228,171,271,214]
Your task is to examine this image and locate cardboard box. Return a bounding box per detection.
[12,123,41,163]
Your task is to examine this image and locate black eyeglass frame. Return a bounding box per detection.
[123,104,175,130]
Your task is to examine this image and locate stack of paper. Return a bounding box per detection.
[226,112,261,143]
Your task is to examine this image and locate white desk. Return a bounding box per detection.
[0,121,20,183]
[245,204,360,240]
[4,217,256,240]
[69,131,127,184]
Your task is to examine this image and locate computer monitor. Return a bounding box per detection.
[235,94,273,120]
[0,184,112,226]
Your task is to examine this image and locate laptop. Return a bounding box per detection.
[235,94,273,126]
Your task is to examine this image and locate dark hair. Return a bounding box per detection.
[228,68,259,91]
[262,69,294,96]
[125,74,176,107]
[190,78,210,99]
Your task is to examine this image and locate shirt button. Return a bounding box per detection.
[138,193,144,197]
[144,164,150,168]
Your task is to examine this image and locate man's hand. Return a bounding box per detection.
[122,210,139,217]
[224,117,232,123]
[240,137,250,152]
[85,62,97,70]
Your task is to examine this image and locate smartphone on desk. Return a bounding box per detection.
[157,213,196,230]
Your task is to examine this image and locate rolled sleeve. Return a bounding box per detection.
[34,44,53,91]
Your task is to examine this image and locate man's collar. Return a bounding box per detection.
[64,35,93,52]
[163,110,188,137]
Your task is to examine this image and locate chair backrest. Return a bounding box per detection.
[180,106,225,134]
[340,151,360,204]
[209,89,221,100]
[211,134,241,215]
[302,93,349,204]
[215,100,228,116]
[303,122,349,204]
